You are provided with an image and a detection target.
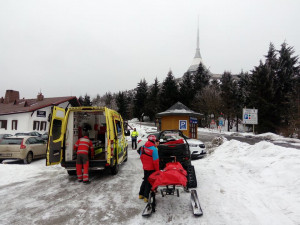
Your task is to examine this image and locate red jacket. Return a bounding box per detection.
[140,141,159,171]
[74,136,94,157]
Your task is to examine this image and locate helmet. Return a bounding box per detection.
[148,135,157,142]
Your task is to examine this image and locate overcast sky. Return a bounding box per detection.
[1,0,300,99]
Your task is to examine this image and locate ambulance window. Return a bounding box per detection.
[115,120,122,135]
[52,119,62,140]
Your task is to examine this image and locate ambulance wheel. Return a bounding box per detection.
[24,152,33,164]
[124,148,128,162]
[111,163,119,175]
[67,170,76,176]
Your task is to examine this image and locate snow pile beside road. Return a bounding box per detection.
[194,140,300,224]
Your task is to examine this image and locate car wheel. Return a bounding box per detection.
[24,152,33,164]
[111,161,119,175]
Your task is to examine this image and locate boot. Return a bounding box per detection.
[139,195,144,199]
[144,197,148,203]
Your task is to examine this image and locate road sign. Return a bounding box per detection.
[179,120,187,130]
[219,120,224,126]
[243,108,258,124]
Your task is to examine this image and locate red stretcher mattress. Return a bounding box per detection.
[148,162,187,191]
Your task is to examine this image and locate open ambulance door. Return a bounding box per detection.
[46,106,66,166]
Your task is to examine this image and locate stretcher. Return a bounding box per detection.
[142,162,203,217]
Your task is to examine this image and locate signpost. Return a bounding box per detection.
[243,108,258,133]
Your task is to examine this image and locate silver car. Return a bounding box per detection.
[0,136,47,164]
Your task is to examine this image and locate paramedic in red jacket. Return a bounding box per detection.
[74,135,94,184]
[139,135,160,202]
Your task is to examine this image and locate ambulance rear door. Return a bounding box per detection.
[46,106,66,166]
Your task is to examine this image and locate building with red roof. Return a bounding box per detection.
[0,90,80,134]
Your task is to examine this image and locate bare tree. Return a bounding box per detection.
[193,86,222,127]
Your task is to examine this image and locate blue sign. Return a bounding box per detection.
[190,117,198,124]
[179,120,187,130]
[219,120,224,126]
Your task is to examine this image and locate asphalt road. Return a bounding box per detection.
[198,130,300,150]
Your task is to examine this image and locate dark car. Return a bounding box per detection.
[137,132,206,159]
[15,132,42,137]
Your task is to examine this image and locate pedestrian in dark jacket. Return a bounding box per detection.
[139,135,159,202]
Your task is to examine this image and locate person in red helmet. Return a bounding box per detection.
[74,133,94,184]
[139,134,160,202]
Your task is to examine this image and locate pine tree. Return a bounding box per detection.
[116,91,129,119]
[145,77,160,120]
[78,96,84,106]
[220,72,238,131]
[104,92,113,107]
[179,71,195,108]
[92,94,101,106]
[248,61,277,133]
[193,62,211,95]
[159,70,179,111]
[133,79,148,121]
[78,94,92,106]
[275,42,300,130]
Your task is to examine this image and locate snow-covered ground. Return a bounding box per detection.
[0,123,299,225]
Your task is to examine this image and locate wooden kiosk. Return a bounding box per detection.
[156,102,202,139]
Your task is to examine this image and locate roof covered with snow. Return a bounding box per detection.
[156,102,202,117]
[0,96,80,115]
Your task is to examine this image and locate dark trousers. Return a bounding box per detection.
[139,170,155,199]
[132,138,137,149]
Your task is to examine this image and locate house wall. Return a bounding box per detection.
[161,115,190,137]
[0,101,70,135]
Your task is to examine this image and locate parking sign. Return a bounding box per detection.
[243,108,258,124]
[179,120,187,130]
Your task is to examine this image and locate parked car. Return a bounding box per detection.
[137,131,206,159]
[0,136,47,164]
[41,132,48,141]
[0,134,12,142]
[15,132,42,137]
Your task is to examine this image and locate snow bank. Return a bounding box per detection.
[193,140,300,224]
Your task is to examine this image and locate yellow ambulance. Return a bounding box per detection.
[46,106,129,175]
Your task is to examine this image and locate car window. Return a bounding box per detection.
[26,138,37,144]
[0,138,23,145]
[35,137,45,144]
[159,131,185,142]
